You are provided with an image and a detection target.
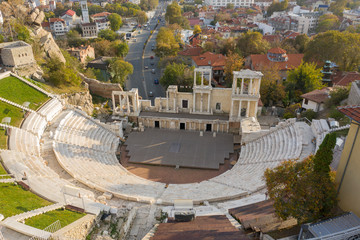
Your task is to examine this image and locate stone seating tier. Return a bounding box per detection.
[54,111,119,153]
[21,112,47,137]
[8,128,40,156]
[37,98,63,122]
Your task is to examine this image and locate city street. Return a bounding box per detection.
[125,2,167,103]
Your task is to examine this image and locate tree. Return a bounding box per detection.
[265,133,337,223]
[108,58,133,85]
[329,0,347,16]
[193,25,201,35]
[260,64,286,106]
[14,22,30,42]
[304,31,360,71]
[316,14,340,33]
[267,0,288,17]
[203,41,216,53]
[286,62,324,102]
[226,3,234,9]
[237,32,270,57]
[165,1,189,28]
[294,34,309,53]
[325,86,350,108]
[160,63,193,89]
[115,41,129,58]
[108,13,122,31]
[98,29,118,41]
[224,51,244,87]
[66,30,83,47]
[155,27,180,57]
[45,56,82,87]
[137,11,148,25]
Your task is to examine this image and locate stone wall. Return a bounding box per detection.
[348,80,360,105]
[79,73,122,99]
[52,214,97,239]
[0,42,35,67]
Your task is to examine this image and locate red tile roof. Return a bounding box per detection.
[49,18,65,23]
[268,47,286,54]
[249,53,304,71]
[188,18,202,26]
[63,9,76,16]
[332,71,360,86]
[192,52,227,68]
[300,87,332,103]
[178,46,202,56]
[263,35,281,43]
[338,105,360,123]
[91,12,111,18]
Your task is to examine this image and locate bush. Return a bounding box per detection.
[301,109,318,121]
[328,106,345,120]
[325,86,350,108]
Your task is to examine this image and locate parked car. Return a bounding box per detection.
[149,91,153,97]
[154,78,159,84]
[145,66,148,69]
[150,56,154,59]
[151,69,155,74]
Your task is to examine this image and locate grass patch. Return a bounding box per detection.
[25,208,86,230]
[334,128,349,138]
[0,183,51,218]
[0,129,7,149]
[0,76,49,110]
[0,101,24,127]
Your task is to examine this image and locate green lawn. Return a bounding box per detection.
[0,129,7,149]
[0,76,49,110]
[0,163,7,175]
[0,101,24,127]
[25,209,86,230]
[0,183,52,218]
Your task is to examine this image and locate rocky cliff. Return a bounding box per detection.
[0,2,66,64]
[61,90,94,115]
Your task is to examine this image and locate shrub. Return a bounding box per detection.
[301,109,318,121]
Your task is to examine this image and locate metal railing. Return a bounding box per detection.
[29,220,61,240]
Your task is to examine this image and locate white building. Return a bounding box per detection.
[0,11,3,26]
[254,0,272,7]
[204,0,254,8]
[95,19,110,31]
[181,30,194,45]
[60,9,81,29]
[343,8,360,21]
[80,0,90,23]
[300,88,331,112]
[255,22,275,34]
[49,18,69,36]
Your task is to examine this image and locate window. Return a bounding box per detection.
[182,100,188,109]
[304,99,309,105]
[216,103,221,110]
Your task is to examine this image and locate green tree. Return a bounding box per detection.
[304,31,360,71]
[286,62,324,102]
[260,64,286,106]
[265,131,338,223]
[14,22,30,42]
[325,86,350,108]
[160,63,193,89]
[329,0,347,16]
[0,35,4,43]
[316,14,340,33]
[45,55,82,87]
[237,32,270,57]
[98,29,118,41]
[203,41,216,53]
[294,34,309,53]
[108,58,133,85]
[267,0,288,17]
[155,27,180,57]
[137,11,148,25]
[108,13,123,31]
[193,25,201,34]
[224,51,244,87]
[226,3,234,9]
[165,1,189,28]
[66,30,83,47]
[115,41,129,58]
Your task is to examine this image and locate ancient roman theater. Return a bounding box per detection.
[0,70,325,239]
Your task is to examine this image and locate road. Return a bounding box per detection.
[125,2,168,103]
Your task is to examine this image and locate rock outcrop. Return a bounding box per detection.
[61,91,94,115]
[79,73,123,99]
